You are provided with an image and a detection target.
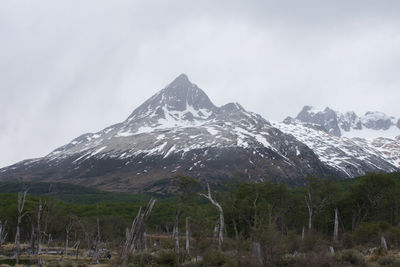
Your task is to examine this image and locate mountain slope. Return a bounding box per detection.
[0,75,335,193]
[274,121,399,177]
[276,106,400,176]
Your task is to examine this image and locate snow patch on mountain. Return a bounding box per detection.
[293,106,399,139]
[274,121,399,176]
[341,127,400,140]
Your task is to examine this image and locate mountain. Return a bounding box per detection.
[0,74,336,193]
[1,76,398,192]
[291,106,400,138]
[275,106,400,176]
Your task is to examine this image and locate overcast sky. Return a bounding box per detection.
[1,0,399,167]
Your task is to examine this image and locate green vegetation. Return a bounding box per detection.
[0,182,151,204]
[0,172,399,266]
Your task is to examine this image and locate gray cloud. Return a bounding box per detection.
[1,0,399,167]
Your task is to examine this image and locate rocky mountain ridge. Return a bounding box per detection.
[287,105,399,138]
[279,105,400,175]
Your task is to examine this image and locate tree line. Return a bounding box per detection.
[0,172,399,266]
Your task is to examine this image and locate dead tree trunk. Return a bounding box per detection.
[252,242,262,264]
[213,225,219,240]
[92,209,101,263]
[333,208,339,241]
[65,220,73,256]
[381,236,388,250]
[30,221,35,253]
[78,220,91,252]
[46,234,52,254]
[0,220,7,247]
[172,206,181,250]
[185,217,190,253]
[15,190,28,264]
[74,240,81,261]
[35,199,43,254]
[42,185,53,254]
[305,191,313,230]
[232,219,239,241]
[200,183,224,250]
[144,232,148,251]
[121,198,157,263]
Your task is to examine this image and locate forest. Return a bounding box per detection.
[0,172,399,266]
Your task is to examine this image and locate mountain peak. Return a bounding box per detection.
[160,74,216,112]
[127,74,217,122]
[165,73,191,89]
[174,73,189,82]
[296,105,341,136]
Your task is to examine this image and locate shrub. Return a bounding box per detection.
[288,251,336,267]
[354,222,391,245]
[341,232,354,249]
[257,225,285,265]
[130,252,157,266]
[285,231,301,253]
[203,250,229,266]
[377,255,400,266]
[383,225,400,249]
[301,231,327,252]
[157,249,179,266]
[340,249,365,266]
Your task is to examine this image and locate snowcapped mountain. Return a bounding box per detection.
[276,106,400,176]
[0,74,335,193]
[292,105,400,139]
[274,122,399,177]
[0,75,398,192]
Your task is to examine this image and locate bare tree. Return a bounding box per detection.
[199,183,224,250]
[232,219,239,241]
[15,190,28,264]
[73,240,81,261]
[91,205,101,263]
[65,218,74,256]
[30,221,35,253]
[381,236,388,250]
[171,175,198,251]
[185,217,190,253]
[77,219,91,253]
[35,199,43,254]
[172,208,181,249]
[42,185,53,254]
[143,232,148,251]
[0,220,7,247]
[333,208,339,241]
[305,190,313,230]
[45,234,52,254]
[121,198,157,263]
[304,183,329,231]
